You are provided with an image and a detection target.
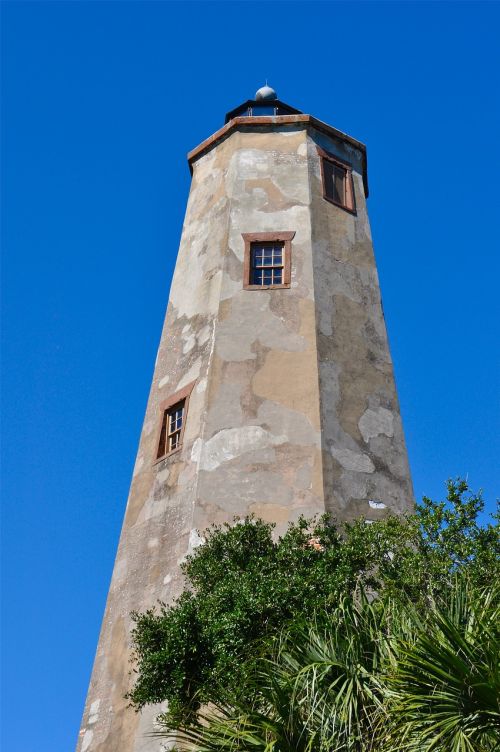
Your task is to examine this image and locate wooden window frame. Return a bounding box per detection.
[154,380,196,463]
[317,146,356,214]
[242,231,295,290]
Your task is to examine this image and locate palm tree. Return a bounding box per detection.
[156,594,392,751]
[155,577,499,752]
[383,579,500,752]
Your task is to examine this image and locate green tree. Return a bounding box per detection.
[128,481,499,729]
[160,577,499,752]
[384,580,500,751]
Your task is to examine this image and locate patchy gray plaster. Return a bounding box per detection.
[331,446,375,473]
[182,335,196,354]
[257,401,319,448]
[358,407,394,442]
[369,499,387,510]
[200,466,295,510]
[204,382,244,437]
[156,467,170,484]
[215,296,306,362]
[177,358,203,389]
[192,426,287,472]
[197,325,211,346]
[158,375,170,389]
[88,700,100,725]
[189,529,205,551]
[81,731,93,752]
[195,377,207,394]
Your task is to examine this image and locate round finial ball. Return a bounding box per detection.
[255,84,277,101]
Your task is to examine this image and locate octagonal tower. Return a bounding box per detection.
[77,88,414,752]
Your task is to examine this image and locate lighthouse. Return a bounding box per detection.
[77,85,414,752]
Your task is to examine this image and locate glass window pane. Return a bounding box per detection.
[333,165,345,204]
[323,160,334,197]
[251,105,276,116]
[161,401,185,452]
[253,269,263,284]
[323,159,346,206]
[249,241,286,286]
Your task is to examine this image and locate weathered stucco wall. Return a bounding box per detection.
[192,126,325,534]
[306,130,413,521]
[77,120,413,752]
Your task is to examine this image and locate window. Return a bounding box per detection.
[155,380,196,461]
[224,101,301,123]
[251,104,276,116]
[157,400,184,458]
[317,146,355,213]
[251,242,284,285]
[242,231,295,290]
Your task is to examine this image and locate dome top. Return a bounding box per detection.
[255,83,277,101]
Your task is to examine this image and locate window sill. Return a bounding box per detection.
[322,194,357,215]
[153,446,183,465]
[243,283,291,291]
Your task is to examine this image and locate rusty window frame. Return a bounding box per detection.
[154,380,196,462]
[242,231,295,290]
[160,400,184,456]
[317,146,356,214]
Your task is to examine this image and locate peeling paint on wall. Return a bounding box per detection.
[77,118,413,752]
[359,407,394,442]
[331,446,375,474]
[192,426,288,472]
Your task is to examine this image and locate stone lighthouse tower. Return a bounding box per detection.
[77,86,414,752]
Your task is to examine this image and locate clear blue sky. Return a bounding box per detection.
[2,2,499,750]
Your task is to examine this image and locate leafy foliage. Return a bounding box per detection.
[128,481,499,729]
[160,578,500,752]
[385,581,500,752]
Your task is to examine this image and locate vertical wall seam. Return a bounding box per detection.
[305,126,328,514]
